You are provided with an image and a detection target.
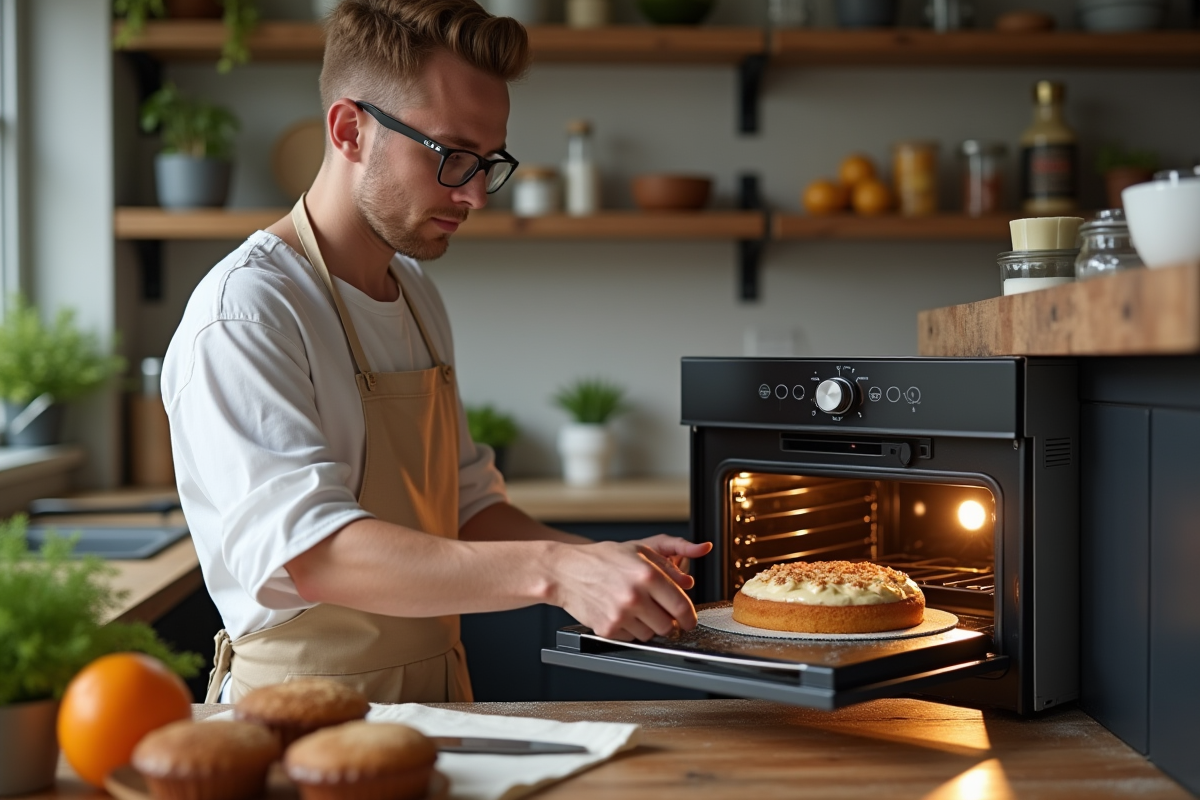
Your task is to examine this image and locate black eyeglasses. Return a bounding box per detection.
[354,101,518,194]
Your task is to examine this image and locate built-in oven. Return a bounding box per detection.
[544,358,1078,714]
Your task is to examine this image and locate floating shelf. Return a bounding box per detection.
[114,207,766,241]
[114,21,766,65]
[771,29,1200,68]
[774,212,1014,240]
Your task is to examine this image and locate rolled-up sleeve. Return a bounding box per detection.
[168,318,370,609]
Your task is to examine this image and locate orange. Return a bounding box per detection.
[838,154,878,189]
[57,653,192,787]
[802,179,849,216]
[852,179,894,216]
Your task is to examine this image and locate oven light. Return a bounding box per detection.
[913,501,927,517]
[957,500,987,531]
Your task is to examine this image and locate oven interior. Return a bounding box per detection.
[726,471,997,624]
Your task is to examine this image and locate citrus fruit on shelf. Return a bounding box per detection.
[57,652,192,787]
[852,179,895,216]
[838,154,878,189]
[802,179,849,216]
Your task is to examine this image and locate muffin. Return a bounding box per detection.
[284,722,437,800]
[235,678,370,748]
[132,720,280,800]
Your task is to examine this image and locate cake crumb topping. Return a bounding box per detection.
[756,560,914,590]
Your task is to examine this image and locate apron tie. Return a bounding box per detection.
[205,629,234,704]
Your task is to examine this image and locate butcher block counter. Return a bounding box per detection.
[37,699,1189,799]
[918,260,1200,356]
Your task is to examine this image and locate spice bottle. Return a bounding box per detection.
[893,141,939,216]
[564,119,600,216]
[960,140,1006,217]
[1020,80,1078,215]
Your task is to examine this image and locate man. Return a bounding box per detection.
[162,0,710,704]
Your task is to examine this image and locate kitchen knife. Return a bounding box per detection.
[430,737,588,755]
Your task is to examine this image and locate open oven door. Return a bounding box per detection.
[541,602,1007,710]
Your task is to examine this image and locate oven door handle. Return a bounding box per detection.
[833,654,1010,705]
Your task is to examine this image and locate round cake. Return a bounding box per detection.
[731,561,925,634]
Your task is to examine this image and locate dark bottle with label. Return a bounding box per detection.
[1020,80,1078,215]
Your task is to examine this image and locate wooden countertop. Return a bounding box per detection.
[39,698,1188,799]
[919,260,1200,357]
[505,478,689,522]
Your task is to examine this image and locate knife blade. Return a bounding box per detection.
[430,736,588,755]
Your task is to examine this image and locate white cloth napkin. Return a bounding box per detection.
[208,704,639,800]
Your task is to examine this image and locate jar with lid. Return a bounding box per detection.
[893,141,939,216]
[1075,209,1143,281]
[959,140,1006,217]
[512,165,560,217]
[564,119,600,216]
[998,249,1077,296]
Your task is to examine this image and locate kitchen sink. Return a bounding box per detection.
[25,525,189,559]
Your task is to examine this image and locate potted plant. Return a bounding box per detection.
[1098,143,1159,210]
[0,516,201,796]
[141,82,239,209]
[466,404,519,478]
[114,0,256,73]
[0,297,125,448]
[552,378,627,487]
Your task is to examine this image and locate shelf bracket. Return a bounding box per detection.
[136,239,165,302]
[737,53,767,135]
[738,172,766,303]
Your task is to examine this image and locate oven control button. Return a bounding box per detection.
[906,386,922,404]
[815,377,857,415]
[758,384,771,399]
[775,384,788,399]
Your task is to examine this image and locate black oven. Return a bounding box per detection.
[544,357,1078,714]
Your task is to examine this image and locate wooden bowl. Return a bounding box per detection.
[631,174,712,211]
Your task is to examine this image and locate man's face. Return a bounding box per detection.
[353,49,511,261]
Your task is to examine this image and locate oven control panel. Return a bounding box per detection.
[683,357,1021,435]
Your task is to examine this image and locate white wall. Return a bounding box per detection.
[116,1,1200,481]
[28,0,118,487]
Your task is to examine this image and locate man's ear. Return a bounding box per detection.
[327,99,366,164]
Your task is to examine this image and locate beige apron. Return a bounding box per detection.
[203,195,472,704]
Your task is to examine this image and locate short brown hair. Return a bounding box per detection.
[320,0,531,112]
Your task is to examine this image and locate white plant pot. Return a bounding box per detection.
[557,423,613,487]
[0,699,60,796]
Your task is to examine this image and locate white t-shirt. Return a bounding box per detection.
[162,230,507,640]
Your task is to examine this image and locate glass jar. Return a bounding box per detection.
[1075,209,1143,281]
[960,140,1006,217]
[893,141,939,217]
[512,166,560,217]
[998,249,1078,296]
[768,0,811,26]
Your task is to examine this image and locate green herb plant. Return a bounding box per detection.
[218,0,259,73]
[0,296,125,406]
[0,515,202,706]
[553,378,628,425]
[1097,143,1159,175]
[140,82,239,160]
[112,0,165,49]
[466,405,519,448]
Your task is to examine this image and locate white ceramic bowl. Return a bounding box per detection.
[1122,178,1200,267]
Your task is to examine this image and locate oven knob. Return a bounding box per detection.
[815,377,858,415]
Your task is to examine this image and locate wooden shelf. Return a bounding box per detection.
[771,29,1200,68]
[505,478,689,522]
[115,21,765,65]
[114,207,766,241]
[918,260,1200,357]
[774,212,1014,240]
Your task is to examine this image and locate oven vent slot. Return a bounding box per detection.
[780,434,932,461]
[1044,438,1072,468]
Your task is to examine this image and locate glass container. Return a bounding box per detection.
[512,166,560,217]
[997,249,1078,296]
[959,140,1006,217]
[1075,209,1143,281]
[893,141,939,217]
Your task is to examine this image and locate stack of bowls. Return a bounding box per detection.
[1122,171,1200,268]
[1076,0,1166,31]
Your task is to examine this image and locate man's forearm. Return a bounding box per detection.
[459,501,590,545]
[285,517,562,617]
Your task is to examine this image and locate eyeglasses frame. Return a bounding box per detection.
[353,100,518,194]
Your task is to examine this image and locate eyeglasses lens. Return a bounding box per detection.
[485,162,515,193]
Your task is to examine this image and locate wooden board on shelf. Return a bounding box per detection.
[774,212,1013,240]
[918,261,1200,357]
[115,21,765,64]
[771,29,1200,67]
[114,207,765,241]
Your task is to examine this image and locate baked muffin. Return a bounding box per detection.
[132,719,280,800]
[732,560,925,634]
[235,678,370,748]
[284,721,437,800]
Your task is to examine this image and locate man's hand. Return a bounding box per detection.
[549,537,713,642]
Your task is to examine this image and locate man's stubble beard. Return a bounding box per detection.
[354,142,464,262]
